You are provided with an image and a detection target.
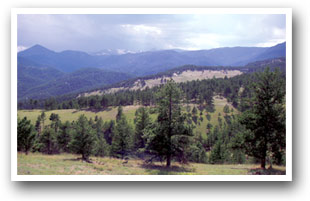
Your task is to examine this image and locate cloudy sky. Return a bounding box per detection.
[17,14,286,52]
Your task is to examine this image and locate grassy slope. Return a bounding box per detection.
[18,105,143,126]
[192,96,238,139]
[18,153,285,175]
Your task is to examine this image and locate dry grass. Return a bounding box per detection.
[17,153,285,175]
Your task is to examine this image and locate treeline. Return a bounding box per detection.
[18,69,286,168]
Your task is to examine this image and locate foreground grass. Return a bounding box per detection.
[18,153,286,175]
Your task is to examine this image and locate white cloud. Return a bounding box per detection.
[17,46,28,52]
[185,33,237,49]
[255,39,286,47]
[18,14,286,52]
[121,24,162,36]
[272,27,286,38]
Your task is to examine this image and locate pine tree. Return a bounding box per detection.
[35,115,42,135]
[69,115,96,162]
[116,106,123,122]
[111,115,133,159]
[103,120,115,145]
[239,68,286,169]
[40,127,58,154]
[93,117,110,157]
[57,121,72,153]
[134,107,151,153]
[223,104,230,116]
[144,80,193,167]
[49,113,61,132]
[40,111,46,130]
[17,117,35,155]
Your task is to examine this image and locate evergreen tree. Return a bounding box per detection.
[134,107,151,153]
[103,120,115,145]
[35,115,42,135]
[57,121,72,153]
[40,111,46,130]
[223,104,230,116]
[111,115,133,159]
[239,68,285,169]
[116,106,123,122]
[69,115,96,161]
[144,80,193,167]
[192,106,198,116]
[206,113,211,121]
[93,117,110,157]
[40,127,58,154]
[17,117,35,154]
[49,113,61,132]
[206,123,213,134]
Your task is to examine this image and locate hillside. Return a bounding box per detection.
[19,68,133,100]
[18,57,65,99]
[79,57,285,97]
[81,68,244,97]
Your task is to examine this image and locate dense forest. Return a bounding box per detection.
[18,66,286,169]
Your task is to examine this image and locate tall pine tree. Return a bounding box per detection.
[69,115,96,162]
[134,107,151,153]
[239,68,285,169]
[17,117,35,155]
[144,80,193,167]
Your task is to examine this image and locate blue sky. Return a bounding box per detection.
[17,14,286,52]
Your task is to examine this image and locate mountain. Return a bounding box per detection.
[19,68,133,100]
[251,42,286,61]
[18,45,98,72]
[18,43,286,75]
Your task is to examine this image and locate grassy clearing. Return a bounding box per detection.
[17,96,235,138]
[18,105,145,127]
[186,96,239,139]
[17,153,285,175]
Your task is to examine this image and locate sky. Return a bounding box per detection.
[17,14,286,53]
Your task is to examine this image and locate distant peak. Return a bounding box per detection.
[18,44,55,56]
[30,44,50,50]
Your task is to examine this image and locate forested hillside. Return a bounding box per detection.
[19,68,133,100]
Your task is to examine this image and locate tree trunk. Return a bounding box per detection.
[82,153,87,161]
[261,157,266,169]
[166,154,171,167]
[166,91,172,168]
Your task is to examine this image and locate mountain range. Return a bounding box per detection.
[17,42,286,100]
[18,42,286,75]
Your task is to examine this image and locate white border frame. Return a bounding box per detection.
[11,8,292,181]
